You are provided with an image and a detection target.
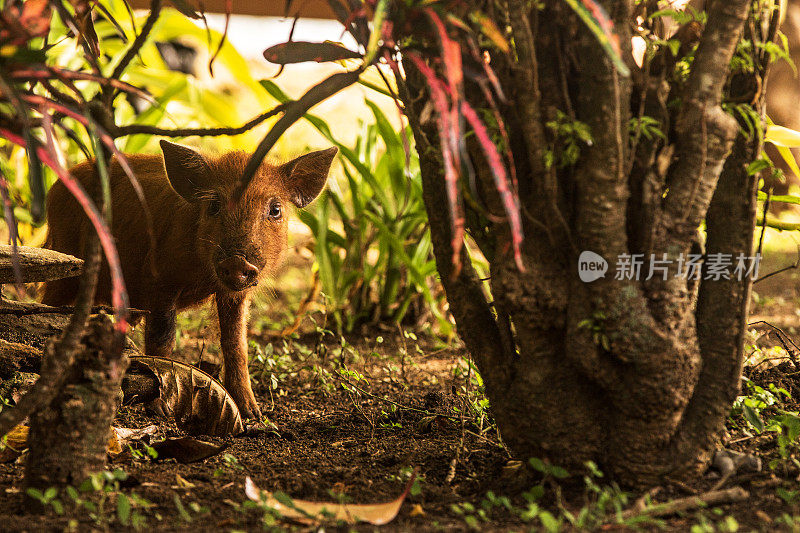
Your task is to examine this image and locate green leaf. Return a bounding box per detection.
[117,493,132,525]
[539,510,561,533]
[742,403,765,433]
[747,158,771,176]
[767,124,800,147]
[561,0,630,77]
[273,490,294,507]
[364,0,388,65]
[757,192,800,205]
[529,457,546,473]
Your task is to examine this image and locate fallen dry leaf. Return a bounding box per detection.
[2,424,123,461]
[151,436,228,463]
[244,468,419,525]
[127,356,244,437]
[0,424,28,462]
[174,473,196,489]
[108,425,159,456]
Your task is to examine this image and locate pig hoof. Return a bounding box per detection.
[236,397,263,421]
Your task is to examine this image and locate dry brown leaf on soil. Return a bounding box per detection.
[127,356,244,437]
[2,424,126,462]
[0,424,28,462]
[108,425,160,456]
[151,436,228,463]
[244,468,419,525]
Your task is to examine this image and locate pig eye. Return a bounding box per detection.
[207,196,221,216]
[267,200,282,220]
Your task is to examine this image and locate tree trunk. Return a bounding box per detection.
[24,313,128,488]
[398,0,771,485]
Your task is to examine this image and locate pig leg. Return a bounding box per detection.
[145,308,177,358]
[216,293,261,419]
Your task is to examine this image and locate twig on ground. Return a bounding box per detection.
[748,320,800,365]
[445,453,459,485]
[619,486,749,520]
[664,477,700,495]
[630,487,662,515]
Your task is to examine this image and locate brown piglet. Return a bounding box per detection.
[42,140,337,419]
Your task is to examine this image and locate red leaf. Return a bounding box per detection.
[425,10,463,100]
[461,102,525,271]
[22,94,159,279]
[10,68,151,101]
[18,0,51,38]
[0,0,51,45]
[407,53,465,272]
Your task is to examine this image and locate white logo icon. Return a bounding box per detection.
[578,251,608,283]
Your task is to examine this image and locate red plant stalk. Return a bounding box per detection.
[0,127,130,332]
[407,53,466,272]
[460,101,524,270]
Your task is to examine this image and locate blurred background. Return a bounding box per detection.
[0,0,454,360]
[5,0,800,348]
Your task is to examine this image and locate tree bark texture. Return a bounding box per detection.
[399,0,771,485]
[24,313,128,489]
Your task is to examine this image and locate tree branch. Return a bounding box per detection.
[233,69,362,201]
[657,0,751,250]
[680,105,763,477]
[112,103,288,138]
[400,57,511,389]
[111,0,162,82]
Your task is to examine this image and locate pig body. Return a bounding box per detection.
[43,141,335,418]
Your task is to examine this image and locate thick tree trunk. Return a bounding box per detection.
[24,313,128,488]
[399,0,769,485]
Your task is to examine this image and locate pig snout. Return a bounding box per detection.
[216,255,260,291]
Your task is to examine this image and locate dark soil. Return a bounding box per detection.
[2,321,800,531]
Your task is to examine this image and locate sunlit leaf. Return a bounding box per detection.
[263,41,362,64]
[562,0,630,77]
[471,12,509,53]
[766,124,800,147]
[742,403,765,433]
[244,469,418,525]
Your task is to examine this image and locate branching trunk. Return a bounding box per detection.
[400,0,773,485]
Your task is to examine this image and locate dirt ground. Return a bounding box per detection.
[2,247,800,531]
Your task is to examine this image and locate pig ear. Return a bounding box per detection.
[160,140,210,202]
[279,147,337,207]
